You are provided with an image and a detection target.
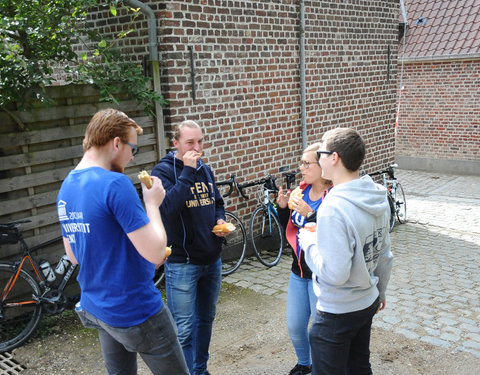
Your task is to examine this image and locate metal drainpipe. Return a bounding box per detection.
[124,0,166,159]
[299,1,306,150]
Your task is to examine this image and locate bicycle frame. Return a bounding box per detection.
[0,255,44,310]
[258,188,280,235]
[1,234,76,313]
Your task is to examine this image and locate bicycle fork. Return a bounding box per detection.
[260,205,275,238]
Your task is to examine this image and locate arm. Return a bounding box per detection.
[302,213,353,285]
[374,228,393,310]
[211,169,226,222]
[63,237,78,265]
[127,176,167,264]
[151,162,196,217]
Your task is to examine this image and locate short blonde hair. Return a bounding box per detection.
[173,120,201,141]
[303,142,322,161]
[83,109,142,151]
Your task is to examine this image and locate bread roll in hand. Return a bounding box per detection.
[138,170,153,189]
[288,187,304,210]
[212,223,236,233]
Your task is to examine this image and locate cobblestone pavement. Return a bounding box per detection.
[222,169,480,358]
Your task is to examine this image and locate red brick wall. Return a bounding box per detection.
[86,0,399,213]
[396,59,480,163]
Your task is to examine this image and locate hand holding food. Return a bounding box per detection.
[212,223,235,233]
[183,151,203,168]
[138,170,153,189]
[288,187,304,210]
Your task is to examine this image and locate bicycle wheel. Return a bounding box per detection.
[0,263,43,352]
[249,206,283,267]
[153,265,165,288]
[221,211,247,276]
[387,194,396,232]
[394,183,407,224]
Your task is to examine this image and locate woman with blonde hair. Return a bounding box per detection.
[277,143,333,375]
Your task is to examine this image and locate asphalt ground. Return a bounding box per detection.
[222,168,480,359]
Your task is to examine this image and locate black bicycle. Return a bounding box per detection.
[369,164,407,232]
[216,174,247,276]
[0,220,78,352]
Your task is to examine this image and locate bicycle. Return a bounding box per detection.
[216,174,247,276]
[0,220,78,353]
[237,175,285,267]
[368,163,407,232]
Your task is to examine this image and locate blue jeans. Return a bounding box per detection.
[165,258,222,375]
[287,272,317,366]
[309,297,380,375]
[76,304,189,375]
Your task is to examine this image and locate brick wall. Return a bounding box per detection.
[83,0,399,213]
[396,59,480,170]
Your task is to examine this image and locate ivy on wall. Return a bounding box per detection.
[0,0,164,124]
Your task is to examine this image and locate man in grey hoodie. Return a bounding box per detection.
[299,128,393,375]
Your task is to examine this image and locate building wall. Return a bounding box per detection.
[156,0,398,213]
[396,59,480,175]
[83,0,399,214]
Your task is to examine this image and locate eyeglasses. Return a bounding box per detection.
[299,160,318,169]
[123,141,139,156]
[316,150,333,158]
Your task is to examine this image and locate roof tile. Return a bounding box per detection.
[402,0,480,58]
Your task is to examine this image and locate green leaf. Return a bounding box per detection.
[98,40,107,48]
[110,6,117,16]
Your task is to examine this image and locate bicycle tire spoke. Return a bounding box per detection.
[221,212,247,276]
[250,208,283,267]
[0,265,42,352]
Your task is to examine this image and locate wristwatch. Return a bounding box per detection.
[306,210,317,222]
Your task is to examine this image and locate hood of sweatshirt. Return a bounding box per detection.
[330,175,388,217]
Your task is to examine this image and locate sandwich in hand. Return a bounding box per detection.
[288,187,304,210]
[212,223,236,233]
[138,170,153,189]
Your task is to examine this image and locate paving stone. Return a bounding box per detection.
[421,336,452,348]
[224,169,480,355]
[440,332,461,342]
[463,340,480,350]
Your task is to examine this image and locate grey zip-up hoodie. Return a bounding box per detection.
[302,175,393,314]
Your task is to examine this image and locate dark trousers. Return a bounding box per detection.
[309,297,380,375]
[76,304,189,375]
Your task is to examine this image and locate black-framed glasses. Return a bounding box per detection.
[316,150,333,158]
[299,160,317,169]
[124,141,139,156]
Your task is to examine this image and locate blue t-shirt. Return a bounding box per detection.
[57,167,163,327]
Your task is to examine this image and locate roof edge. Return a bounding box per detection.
[401,53,480,63]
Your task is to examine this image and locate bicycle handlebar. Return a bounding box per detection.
[217,172,296,200]
[0,220,32,230]
[282,172,297,190]
[216,174,238,198]
[368,164,398,179]
[236,175,278,200]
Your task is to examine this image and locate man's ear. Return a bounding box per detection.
[331,152,340,166]
[111,136,122,154]
[172,139,178,148]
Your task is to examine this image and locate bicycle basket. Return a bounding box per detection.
[0,229,19,244]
